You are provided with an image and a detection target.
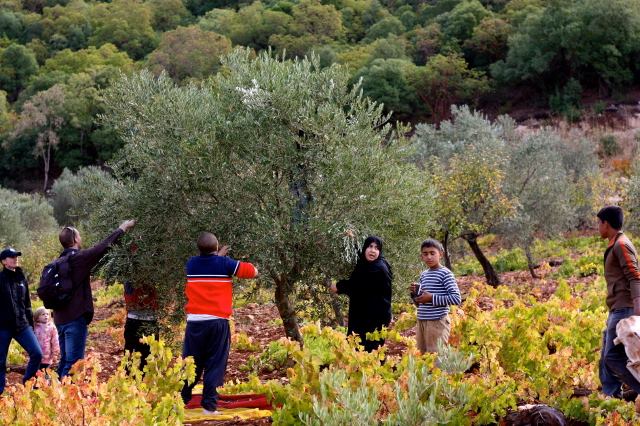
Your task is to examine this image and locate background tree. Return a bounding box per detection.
[411,53,488,122]
[498,128,577,277]
[0,186,57,248]
[198,2,291,50]
[0,43,38,101]
[352,58,419,118]
[88,0,158,60]
[491,0,640,94]
[412,106,513,286]
[10,84,65,191]
[147,26,232,82]
[148,0,193,32]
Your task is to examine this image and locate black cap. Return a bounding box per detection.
[597,206,624,230]
[0,247,22,260]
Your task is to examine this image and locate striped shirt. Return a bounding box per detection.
[185,254,257,321]
[416,266,461,320]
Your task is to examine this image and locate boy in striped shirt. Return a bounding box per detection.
[410,239,461,354]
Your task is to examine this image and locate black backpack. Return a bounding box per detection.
[38,252,75,310]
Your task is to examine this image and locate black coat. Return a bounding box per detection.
[0,267,33,333]
[336,258,392,338]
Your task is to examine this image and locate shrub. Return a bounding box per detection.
[599,134,621,157]
[49,166,115,226]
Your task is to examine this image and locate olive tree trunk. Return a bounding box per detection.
[462,232,500,287]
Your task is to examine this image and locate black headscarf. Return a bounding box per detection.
[354,236,393,282]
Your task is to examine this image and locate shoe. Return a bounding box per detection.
[202,408,221,415]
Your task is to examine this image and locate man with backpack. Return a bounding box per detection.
[53,220,135,378]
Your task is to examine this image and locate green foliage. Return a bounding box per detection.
[492,0,640,92]
[412,53,489,121]
[438,0,491,44]
[413,106,512,240]
[498,128,581,273]
[88,0,158,60]
[0,43,38,99]
[147,26,232,82]
[363,15,405,41]
[0,186,57,248]
[599,134,620,158]
[49,166,115,225]
[352,58,419,117]
[198,2,291,50]
[148,0,193,32]
[549,77,582,121]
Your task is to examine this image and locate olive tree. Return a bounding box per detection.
[498,128,577,277]
[412,106,514,286]
[93,50,433,342]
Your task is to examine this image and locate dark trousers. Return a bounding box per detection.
[349,327,385,353]
[0,327,42,394]
[181,319,231,411]
[56,316,87,378]
[600,307,640,395]
[124,318,159,372]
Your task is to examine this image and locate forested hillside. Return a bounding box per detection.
[1,0,639,189]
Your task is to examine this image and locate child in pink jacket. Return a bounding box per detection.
[33,307,59,370]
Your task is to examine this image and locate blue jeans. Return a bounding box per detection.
[56,316,88,378]
[181,319,231,411]
[600,307,640,395]
[0,327,43,394]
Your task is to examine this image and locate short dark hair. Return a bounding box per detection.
[421,238,444,253]
[597,206,624,230]
[59,226,78,248]
[197,232,219,254]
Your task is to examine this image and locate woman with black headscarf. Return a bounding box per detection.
[330,236,393,352]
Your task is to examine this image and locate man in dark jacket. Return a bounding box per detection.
[597,206,640,400]
[0,247,42,394]
[54,220,135,377]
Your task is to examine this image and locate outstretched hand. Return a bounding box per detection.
[119,219,136,232]
[217,245,229,257]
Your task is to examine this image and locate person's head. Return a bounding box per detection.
[197,232,219,255]
[420,239,444,269]
[597,206,624,238]
[361,236,383,263]
[59,226,81,249]
[0,247,21,270]
[34,306,51,324]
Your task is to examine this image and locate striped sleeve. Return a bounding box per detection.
[616,239,640,299]
[431,271,461,307]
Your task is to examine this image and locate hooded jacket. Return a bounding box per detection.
[0,267,33,333]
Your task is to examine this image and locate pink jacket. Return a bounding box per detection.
[34,321,59,365]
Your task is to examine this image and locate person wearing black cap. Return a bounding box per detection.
[0,247,42,394]
[596,206,640,400]
[329,236,393,352]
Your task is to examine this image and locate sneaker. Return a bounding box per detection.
[202,408,221,415]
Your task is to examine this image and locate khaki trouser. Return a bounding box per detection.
[416,316,451,354]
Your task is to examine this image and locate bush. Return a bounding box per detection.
[549,78,582,121]
[599,134,621,157]
[0,186,57,250]
[49,166,115,226]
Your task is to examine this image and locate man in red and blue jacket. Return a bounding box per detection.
[181,232,258,414]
